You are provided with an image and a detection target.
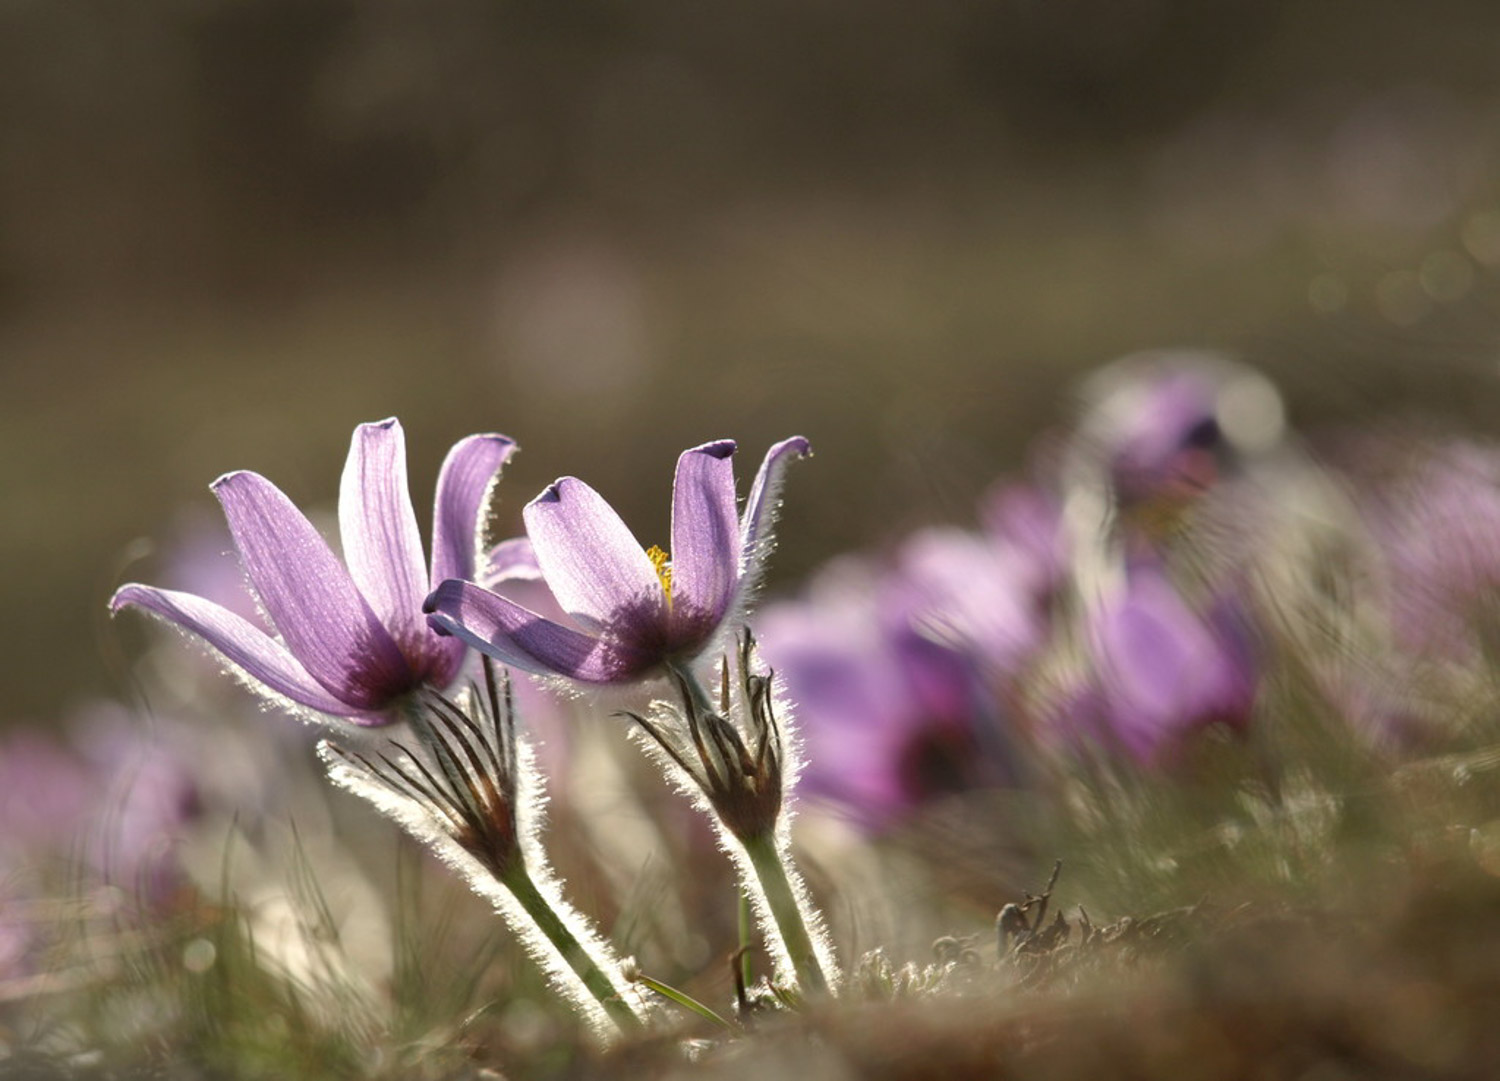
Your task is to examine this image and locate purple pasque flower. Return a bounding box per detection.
[1365,439,1500,664]
[895,525,1051,678]
[0,731,94,858]
[758,562,932,828]
[111,419,516,724]
[1079,556,1257,764]
[425,436,811,684]
[758,551,1021,831]
[71,703,205,906]
[979,481,1068,597]
[1071,350,1285,516]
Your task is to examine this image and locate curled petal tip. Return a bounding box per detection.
[209,469,254,492]
[530,477,583,507]
[423,578,455,614]
[452,431,518,459]
[478,432,518,452]
[690,439,737,460]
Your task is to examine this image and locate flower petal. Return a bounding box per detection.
[110,584,379,720]
[214,470,412,709]
[482,537,543,588]
[424,580,650,681]
[523,477,665,635]
[339,419,429,654]
[419,431,517,686]
[670,440,740,633]
[739,436,812,588]
[431,433,518,586]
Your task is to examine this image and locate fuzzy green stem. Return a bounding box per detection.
[740,831,830,997]
[738,889,755,990]
[500,866,645,1035]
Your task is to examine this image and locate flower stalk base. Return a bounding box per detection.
[740,830,832,998]
[499,865,646,1036]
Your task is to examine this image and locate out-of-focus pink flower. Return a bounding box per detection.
[71,704,205,906]
[1067,351,1286,545]
[0,706,209,921]
[1366,440,1500,665]
[758,535,1036,831]
[0,731,97,850]
[894,526,1051,677]
[1082,559,1257,764]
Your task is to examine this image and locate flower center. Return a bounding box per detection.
[646,545,674,608]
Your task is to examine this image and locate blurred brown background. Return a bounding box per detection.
[6,0,1500,724]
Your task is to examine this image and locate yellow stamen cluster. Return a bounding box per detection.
[646,545,674,607]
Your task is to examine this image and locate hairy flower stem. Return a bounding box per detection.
[499,865,646,1035]
[322,668,649,1040]
[740,830,831,998]
[649,657,836,997]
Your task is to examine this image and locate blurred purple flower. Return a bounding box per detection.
[425,436,810,683]
[756,477,1065,829]
[759,550,1023,831]
[0,708,206,919]
[0,734,92,980]
[112,419,515,724]
[1071,351,1285,521]
[0,732,93,857]
[1367,440,1500,664]
[1082,559,1257,764]
[759,565,940,828]
[979,482,1068,596]
[71,704,205,905]
[894,525,1051,677]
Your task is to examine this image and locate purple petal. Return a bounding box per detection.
[423,431,517,686]
[424,579,651,682]
[110,584,379,720]
[339,419,429,654]
[670,440,740,634]
[980,483,1066,590]
[431,432,518,586]
[523,477,665,635]
[740,436,812,582]
[213,471,412,710]
[1090,570,1252,760]
[482,537,543,588]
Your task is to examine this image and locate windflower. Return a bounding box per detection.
[1366,439,1500,664]
[111,419,516,724]
[759,549,1028,831]
[425,436,810,684]
[756,486,1058,830]
[1078,557,1258,764]
[1071,349,1285,514]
